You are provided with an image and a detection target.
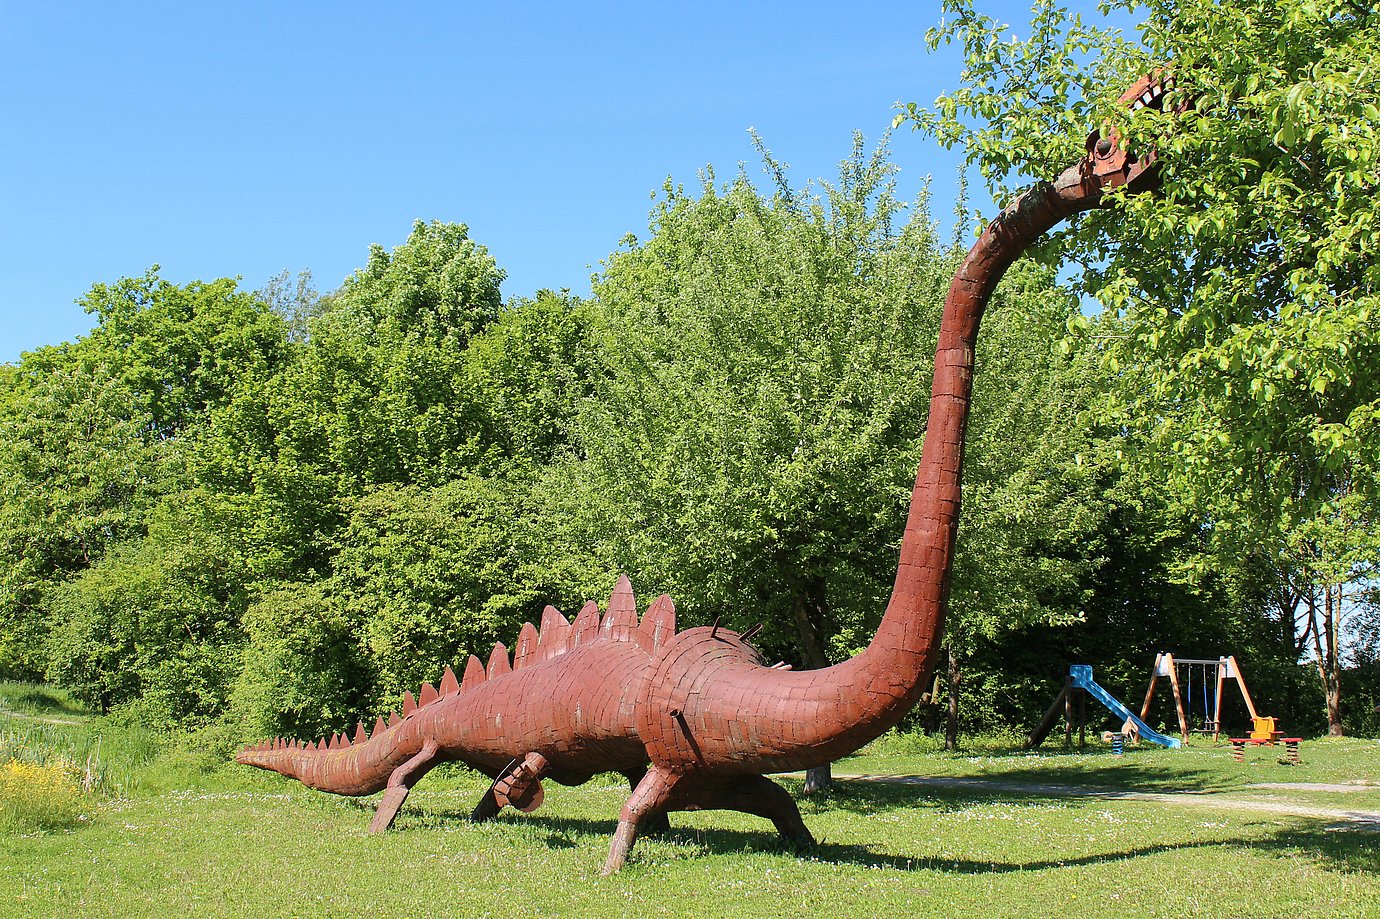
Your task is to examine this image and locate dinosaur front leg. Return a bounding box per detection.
[368,737,441,833]
[623,767,672,835]
[602,766,682,875]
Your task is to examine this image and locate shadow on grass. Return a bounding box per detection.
[441,810,1233,874]
[1251,825,1380,874]
[337,776,1379,876]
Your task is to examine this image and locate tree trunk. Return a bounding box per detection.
[792,586,834,794]
[1307,587,1346,737]
[1323,585,1344,737]
[945,647,960,752]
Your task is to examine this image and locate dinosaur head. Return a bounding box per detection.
[1086,73,1178,193]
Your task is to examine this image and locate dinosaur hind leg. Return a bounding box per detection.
[368,738,441,833]
[602,767,682,875]
[700,774,815,848]
[471,752,550,823]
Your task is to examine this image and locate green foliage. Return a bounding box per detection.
[464,290,600,468]
[332,219,504,345]
[331,476,555,708]
[542,140,948,663]
[0,357,167,678]
[542,138,1112,683]
[77,269,291,436]
[42,506,247,723]
[949,262,1109,650]
[0,271,287,681]
[227,581,371,742]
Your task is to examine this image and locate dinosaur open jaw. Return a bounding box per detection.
[1122,73,1174,113]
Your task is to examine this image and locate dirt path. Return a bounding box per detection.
[835,773,1380,831]
[0,706,85,726]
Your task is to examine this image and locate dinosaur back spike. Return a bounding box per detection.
[419,682,439,707]
[403,691,418,715]
[601,574,638,640]
[571,600,600,648]
[636,593,677,651]
[487,642,512,678]
[513,622,539,670]
[388,711,401,727]
[374,716,388,737]
[439,665,460,696]
[537,605,572,661]
[463,654,486,690]
[355,722,368,744]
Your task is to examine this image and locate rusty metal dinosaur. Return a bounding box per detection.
[238,75,1173,873]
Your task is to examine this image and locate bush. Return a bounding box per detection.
[0,758,89,833]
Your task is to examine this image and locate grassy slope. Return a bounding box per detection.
[3,684,1378,918]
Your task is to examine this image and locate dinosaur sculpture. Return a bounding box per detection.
[238,75,1173,873]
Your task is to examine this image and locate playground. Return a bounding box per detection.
[1027,654,1305,755]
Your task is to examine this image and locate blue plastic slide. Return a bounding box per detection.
[1068,664,1182,749]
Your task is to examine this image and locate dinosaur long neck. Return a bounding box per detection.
[745,163,1111,768]
[868,172,1094,674]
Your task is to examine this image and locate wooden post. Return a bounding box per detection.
[1165,654,1190,742]
[1228,655,1261,721]
[1078,689,1087,750]
[1026,678,1073,749]
[1213,658,1227,742]
[1139,653,1163,721]
[1064,685,1073,746]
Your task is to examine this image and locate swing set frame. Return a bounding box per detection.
[1137,653,1279,743]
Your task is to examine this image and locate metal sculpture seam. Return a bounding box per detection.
[239,75,1173,873]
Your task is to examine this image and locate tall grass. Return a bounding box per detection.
[0,682,170,835]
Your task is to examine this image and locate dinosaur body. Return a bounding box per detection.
[239,75,1172,872]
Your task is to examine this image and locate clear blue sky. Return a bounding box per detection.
[1,1,1054,363]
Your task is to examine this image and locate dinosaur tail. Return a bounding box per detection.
[235,663,474,797]
[236,710,423,797]
[235,589,654,796]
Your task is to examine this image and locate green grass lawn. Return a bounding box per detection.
[3,683,1378,918]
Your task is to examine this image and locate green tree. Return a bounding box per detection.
[464,290,600,469]
[0,271,287,680]
[903,0,1380,734]
[330,476,557,708]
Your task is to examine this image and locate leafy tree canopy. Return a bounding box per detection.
[902,0,1379,732]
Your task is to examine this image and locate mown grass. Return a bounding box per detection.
[843,728,1380,791]
[2,683,1378,918]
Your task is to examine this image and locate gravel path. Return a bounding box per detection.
[834,773,1380,830]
